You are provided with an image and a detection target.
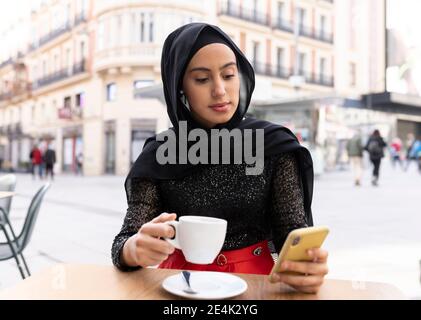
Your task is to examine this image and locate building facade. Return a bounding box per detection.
[0,0,335,175]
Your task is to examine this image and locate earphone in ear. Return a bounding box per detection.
[179,90,191,111]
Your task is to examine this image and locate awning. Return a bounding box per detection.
[362,92,421,116]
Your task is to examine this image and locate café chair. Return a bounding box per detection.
[0,174,17,216]
[0,183,50,279]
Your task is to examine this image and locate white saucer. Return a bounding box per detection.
[162,271,248,299]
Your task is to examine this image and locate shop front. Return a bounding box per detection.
[62,126,83,173]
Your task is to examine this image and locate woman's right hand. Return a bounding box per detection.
[122,212,177,268]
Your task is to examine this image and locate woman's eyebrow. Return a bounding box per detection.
[189,61,237,73]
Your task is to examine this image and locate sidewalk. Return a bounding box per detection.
[0,159,420,299]
[312,158,421,299]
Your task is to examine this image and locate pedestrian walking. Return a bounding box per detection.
[346,131,364,186]
[29,145,43,180]
[364,129,387,186]
[44,144,56,180]
[389,137,404,170]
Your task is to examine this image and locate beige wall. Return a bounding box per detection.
[0,0,336,175]
[334,0,385,96]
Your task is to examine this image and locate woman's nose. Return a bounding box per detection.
[212,79,226,97]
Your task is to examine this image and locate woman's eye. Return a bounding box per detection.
[224,74,235,80]
[195,74,235,83]
[195,78,208,83]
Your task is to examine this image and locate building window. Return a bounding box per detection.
[66,48,71,74]
[42,60,47,77]
[133,80,154,99]
[276,47,284,76]
[320,15,326,37]
[252,41,260,67]
[320,57,326,82]
[130,13,136,43]
[54,54,59,72]
[350,62,356,87]
[277,1,285,24]
[131,129,155,165]
[298,8,306,29]
[149,13,154,42]
[76,92,85,107]
[140,13,145,42]
[116,15,122,45]
[298,52,306,75]
[80,41,85,60]
[64,96,72,108]
[320,58,326,75]
[98,21,104,50]
[106,83,117,101]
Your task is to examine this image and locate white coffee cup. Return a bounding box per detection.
[164,216,227,264]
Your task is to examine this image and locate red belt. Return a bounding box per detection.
[159,240,274,274]
[170,240,270,265]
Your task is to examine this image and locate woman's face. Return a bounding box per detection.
[182,43,240,128]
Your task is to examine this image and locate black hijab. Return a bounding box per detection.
[125,23,314,226]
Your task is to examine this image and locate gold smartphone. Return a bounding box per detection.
[269,226,329,283]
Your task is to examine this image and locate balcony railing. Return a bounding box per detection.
[0,92,13,101]
[0,58,13,69]
[299,25,334,44]
[251,61,334,87]
[73,59,86,75]
[33,59,86,89]
[94,45,161,71]
[29,22,71,51]
[272,19,293,33]
[252,61,291,80]
[58,106,83,120]
[303,72,334,87]
[218,3,270,27]
[0,83,32,102]
[218,1,334,44]
[74,12,86,26]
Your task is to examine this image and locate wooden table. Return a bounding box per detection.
[0,264,406,300]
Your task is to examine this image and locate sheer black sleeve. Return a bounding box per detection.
[111,178,162,271]
[269,152,308,253]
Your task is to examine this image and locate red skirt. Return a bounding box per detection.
[158,240,274,275]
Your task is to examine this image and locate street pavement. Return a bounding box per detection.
[0,157,420,299]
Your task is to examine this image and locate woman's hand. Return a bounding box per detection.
[122,212,177,268]
[271,248,329,294]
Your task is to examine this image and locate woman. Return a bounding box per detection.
[365,129,387,186]
[112,23,328,294]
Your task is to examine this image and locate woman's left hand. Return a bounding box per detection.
[271,248,329,294]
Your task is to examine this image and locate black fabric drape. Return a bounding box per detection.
[125,23,314,226]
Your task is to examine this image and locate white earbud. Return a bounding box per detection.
[179,90,190,111]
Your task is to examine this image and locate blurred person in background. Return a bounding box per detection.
[76,152,83,176]
[404,133,416,171]
[43,143,56,181]
[407,139,421,174]
[364,130,387,186]
[29,145,43,180]
[346,131,364,186]
[389,137,404,170]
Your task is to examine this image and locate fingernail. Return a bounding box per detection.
[282,262,288,270]
[308,250,314,257]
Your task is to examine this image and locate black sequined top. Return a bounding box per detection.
[112,152,308,270]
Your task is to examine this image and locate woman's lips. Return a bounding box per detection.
[209,102,230,112]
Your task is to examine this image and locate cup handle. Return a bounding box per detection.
[164,220,181,249]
